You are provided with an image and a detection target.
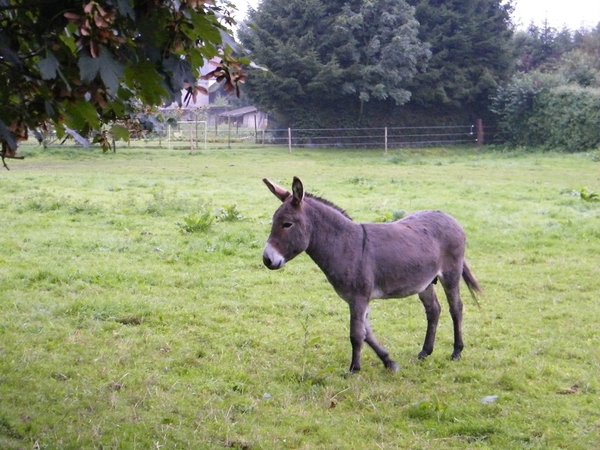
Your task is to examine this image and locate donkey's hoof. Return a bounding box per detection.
[451,353,462,360]
[348,365,361,374]
[417,351,430,360]
[386,361,400,372]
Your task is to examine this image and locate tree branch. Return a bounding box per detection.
[1,153,25,170]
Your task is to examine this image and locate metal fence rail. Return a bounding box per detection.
[264,126,476,148]
[258,123,505,151]
[36,121,505,151]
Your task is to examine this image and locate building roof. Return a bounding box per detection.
[218,106,258,117]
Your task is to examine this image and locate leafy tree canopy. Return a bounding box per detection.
[512,21,600,79]
[238,0,430,126]
[513,21,575,72]
[0,0,245,165]
[405,0,514,117]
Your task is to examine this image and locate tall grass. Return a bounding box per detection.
[1,144,599,448]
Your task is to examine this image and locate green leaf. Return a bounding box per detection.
[189,11,222,45]
[98,47,124,95]
[64,98,99,131]
[110,124,130,142]
[78,47,124,95]
[60,23,79,53]
[124,62,168,106]
[38,52,59,80]
[163,55,194,91]
[187,48,205,72]
[78,54,101,83]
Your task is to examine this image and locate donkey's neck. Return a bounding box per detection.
[304,199,363,281]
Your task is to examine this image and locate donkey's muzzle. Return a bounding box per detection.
[263,243,285,270]
[263,255,278,270]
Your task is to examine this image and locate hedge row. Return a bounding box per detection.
[493,76,600,151]
[533,86,600,151]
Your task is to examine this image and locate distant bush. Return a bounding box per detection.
[490,72,557,147]
[491,73,600,151]
[534,86,600,151]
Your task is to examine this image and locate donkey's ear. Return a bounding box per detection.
[291,176,305,206]
[263,178,290,202]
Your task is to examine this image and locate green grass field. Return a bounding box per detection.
[1,143,599,449]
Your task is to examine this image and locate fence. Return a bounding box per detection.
[162,120,504,151]
[36,121,504,151]
[271,125,481,152]
[161,120,255,150]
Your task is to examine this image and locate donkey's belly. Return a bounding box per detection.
[370,284,428,300]
[370,274,437,300]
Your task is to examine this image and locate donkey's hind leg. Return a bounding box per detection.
[418,284,441,359]
[441,271,464,360]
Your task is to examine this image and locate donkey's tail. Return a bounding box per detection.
[462,261,482,308]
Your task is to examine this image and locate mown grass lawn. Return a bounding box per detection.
[1,143,599,449]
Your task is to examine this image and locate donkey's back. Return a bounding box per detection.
[361,210,469,301]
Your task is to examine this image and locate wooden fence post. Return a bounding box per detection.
[288,127,292,154]
[254,115,257,144]
[476,119,484,147]
[384,127,388,154]
[227,115,231,148]
[189,127,194,154]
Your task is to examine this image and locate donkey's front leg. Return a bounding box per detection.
[348,301,368,373]
[364,309,400,372]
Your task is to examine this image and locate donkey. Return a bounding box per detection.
[262,177,481,373]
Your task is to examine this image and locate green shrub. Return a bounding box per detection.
[176,210,213,233]
[534,86,600,151]
[490,72,561,147]
[215,204,244,222]
[377,209,407,222]
[579,187,599,202]
[492,73,600,151]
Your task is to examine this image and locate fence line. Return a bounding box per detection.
[38,121,505,151]
[259,123,503,151]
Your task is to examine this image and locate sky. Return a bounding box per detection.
[511,0,600,30]
[230,0,600,31]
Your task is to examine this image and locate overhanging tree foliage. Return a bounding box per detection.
[0,0,245,166]
[238,0,430,127]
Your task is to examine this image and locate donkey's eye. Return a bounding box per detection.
[282,222,293,229]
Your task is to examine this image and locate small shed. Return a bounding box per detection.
[218,106,268,130]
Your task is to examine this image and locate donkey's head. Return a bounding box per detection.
[262,177,311,270]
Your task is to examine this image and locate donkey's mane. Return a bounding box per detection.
[306,192,352,220]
